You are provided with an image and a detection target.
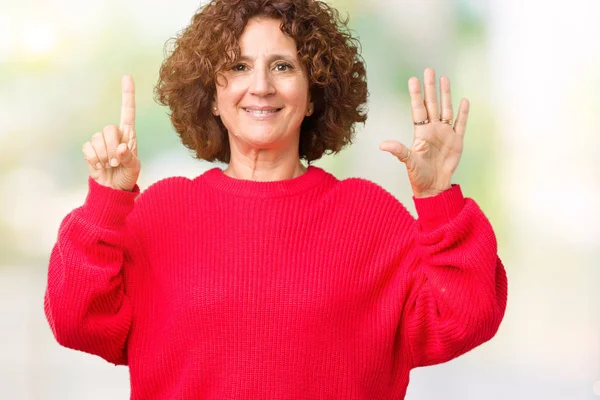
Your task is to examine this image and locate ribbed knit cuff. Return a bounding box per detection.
[81,178,140,229]
[413,184,465,231]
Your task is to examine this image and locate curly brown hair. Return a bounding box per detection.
[155,0,368,163]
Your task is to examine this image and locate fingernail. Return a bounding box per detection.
[110,158,118,167]
[95,163,102,169]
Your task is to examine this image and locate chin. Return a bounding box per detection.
[237,129,291,148]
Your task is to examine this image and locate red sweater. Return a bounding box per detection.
[45,166,507,399]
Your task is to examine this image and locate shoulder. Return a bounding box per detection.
[126,176,197,233]
[336,176,400,203]
[316,173,416,242]
[131,167,221,210]
[136,176,194,204]
[329,175,413,219]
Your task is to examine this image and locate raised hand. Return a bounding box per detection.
[82,75,141,192]
[380,68,470,198]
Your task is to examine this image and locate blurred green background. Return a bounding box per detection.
[1,0,599,398]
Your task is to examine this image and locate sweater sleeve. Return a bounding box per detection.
[399,184,508,368]
[44,178,142,365]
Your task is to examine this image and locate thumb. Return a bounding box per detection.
[117,142,140,169]
[379,140,412,164]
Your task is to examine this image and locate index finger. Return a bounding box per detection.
[120,75,136,133]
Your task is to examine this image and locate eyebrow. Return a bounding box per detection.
[237,54,298,64]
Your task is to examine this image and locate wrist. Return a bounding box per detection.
[82,177,139,228]
[413,184,465,230]
[412,186,451,198]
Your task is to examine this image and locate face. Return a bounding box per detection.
[213,17,313,152]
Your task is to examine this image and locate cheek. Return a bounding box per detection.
[216,81,245,108]
[281,85,309,107]
[292,80,310,106]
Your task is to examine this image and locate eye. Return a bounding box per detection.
[274,62,293,72]
[231,63,247,72]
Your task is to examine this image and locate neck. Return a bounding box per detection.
[224,136,306,182]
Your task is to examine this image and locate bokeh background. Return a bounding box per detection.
[1,0,599,398]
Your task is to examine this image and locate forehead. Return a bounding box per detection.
[239,17,298,56]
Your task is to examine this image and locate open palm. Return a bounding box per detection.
[380,68,470,198]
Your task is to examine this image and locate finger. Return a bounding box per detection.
[91,131,109,168]
[128,136,138,158]
[453,98,470,136]
[379,140,411,164]
[408,77,428,124]
[116,142,138,168]
[120,75,136,139]
[103,125,122,167]
[82,141,102,170]
[439,76,454,121]
[423,68,439,120]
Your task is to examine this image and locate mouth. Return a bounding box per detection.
[242,107,282,116]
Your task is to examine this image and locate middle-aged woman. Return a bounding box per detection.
[44,0,508,399]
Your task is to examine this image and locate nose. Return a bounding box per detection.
[249,67,275,97]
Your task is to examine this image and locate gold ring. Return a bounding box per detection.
[440,119,453,125]
[399,149,411,163]
[413,119,430,126]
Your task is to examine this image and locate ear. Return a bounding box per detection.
[306,101,314,116]
[212,100,219,116]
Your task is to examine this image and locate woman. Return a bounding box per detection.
[44,0,508,399]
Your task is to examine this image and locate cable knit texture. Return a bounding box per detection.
[44,165,508,399]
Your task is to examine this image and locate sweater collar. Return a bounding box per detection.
[201,165,332,198]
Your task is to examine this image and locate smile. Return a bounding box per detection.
[242,107,282,120]
[242,108,282,115]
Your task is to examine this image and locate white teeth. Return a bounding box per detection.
[244,108,279,114]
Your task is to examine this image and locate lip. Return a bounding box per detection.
[242,106,282,120]
[242,105,282,111]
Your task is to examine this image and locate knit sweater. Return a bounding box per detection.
[44,165,507,400]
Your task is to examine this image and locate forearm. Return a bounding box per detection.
[403,187,508,367]
[44,179,139,365]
